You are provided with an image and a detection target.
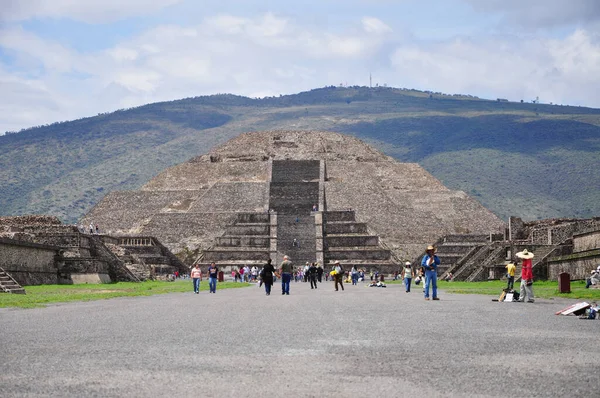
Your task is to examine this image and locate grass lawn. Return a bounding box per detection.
[382,279,600,301]
[0,280,250,309]
[437,280,600,301]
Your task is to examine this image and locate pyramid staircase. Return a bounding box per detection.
[323,210,398,272]
[196,213,272,271]
[435,234,492,277]
[465,246,506,282]
[270,160,320,265]
[0,267,26,294]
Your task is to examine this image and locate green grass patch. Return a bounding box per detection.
[437,280,600,301]
[0,280,250,309]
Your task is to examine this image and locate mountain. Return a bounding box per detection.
[1,86,599,223]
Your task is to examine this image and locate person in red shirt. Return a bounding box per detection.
[516,249,535,303]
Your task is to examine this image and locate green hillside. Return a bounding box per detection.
[1,86,599,223]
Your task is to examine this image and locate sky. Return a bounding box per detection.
[1,0,599,134]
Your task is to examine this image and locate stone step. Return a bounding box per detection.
[271,160,320,182]
[0,269,26,294]
[325,248,391,261]
[325,236,379,247]
[216,237,270,247]
[441,234,491,243]
[225,225,270,235]
[325,223,368,234]
[323,211,356,222]
[203,250,271,262]
[235,213,270,224]
[3,287,26,294]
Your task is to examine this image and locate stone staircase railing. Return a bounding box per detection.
[466,246,505,282]
[452,244,495,281]
[440,245,481,280]
[0,267,26,294]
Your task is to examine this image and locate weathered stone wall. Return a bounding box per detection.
[526,218,600,245]
[0,215,62,226]
[547,251,600,280]
[573,231,600,253]
[0,238,59,285]
[140,213,238,253]
[188,182,268,212]
[81,190,203,234]
[143,161,269,191]
[325,161,505,260]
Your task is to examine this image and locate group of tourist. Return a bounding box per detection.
[188,245,543,304]
[78,222,99,234]
[231,265,259,282]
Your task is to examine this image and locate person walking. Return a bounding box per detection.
[207,262,218,293]
[421,245,440,300]
[351,266,358,285]
[280,255,293,295]
[403,261,414,293]
[505,261,516,291]
[308,262,318,289]
[316,263,323,283]
[191,264,202,294]
[333,261,345,291]
[303,262,310,283]
[261,258,275,296]
[516,249,535,303]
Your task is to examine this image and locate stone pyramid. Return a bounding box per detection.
[82,131,505,269]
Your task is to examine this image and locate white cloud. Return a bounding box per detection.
[0,26,76,73]
[1,9,600,134]
[0,0,183,24]
[362,17,392,34]
[389,29,600,105]
[464,0,600,28]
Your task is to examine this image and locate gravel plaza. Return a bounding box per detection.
[1,282,598,397]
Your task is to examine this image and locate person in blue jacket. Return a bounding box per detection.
[421,245,440,300]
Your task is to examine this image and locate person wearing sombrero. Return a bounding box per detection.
[421,245,440,300]
[516,249,535,303]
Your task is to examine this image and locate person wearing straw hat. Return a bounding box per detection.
[333,261,345,291]
[421,245,440,300]
[516,249,535,303]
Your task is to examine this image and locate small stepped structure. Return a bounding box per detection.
[323,210,398,272]
[196,213,271,272]
[0,267,26,294]
[105,236,188,281]
[435,234,494,276]
[434,217,600,281]
[0,216,183,285]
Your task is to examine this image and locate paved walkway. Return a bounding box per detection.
[1,282,598,397]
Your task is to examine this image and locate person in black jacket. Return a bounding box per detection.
[261,258,275,296]
[308,262,318,289]
[316,263,324,283]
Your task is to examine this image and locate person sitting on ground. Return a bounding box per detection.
[586,270,600,289]
[368,280,386,288]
